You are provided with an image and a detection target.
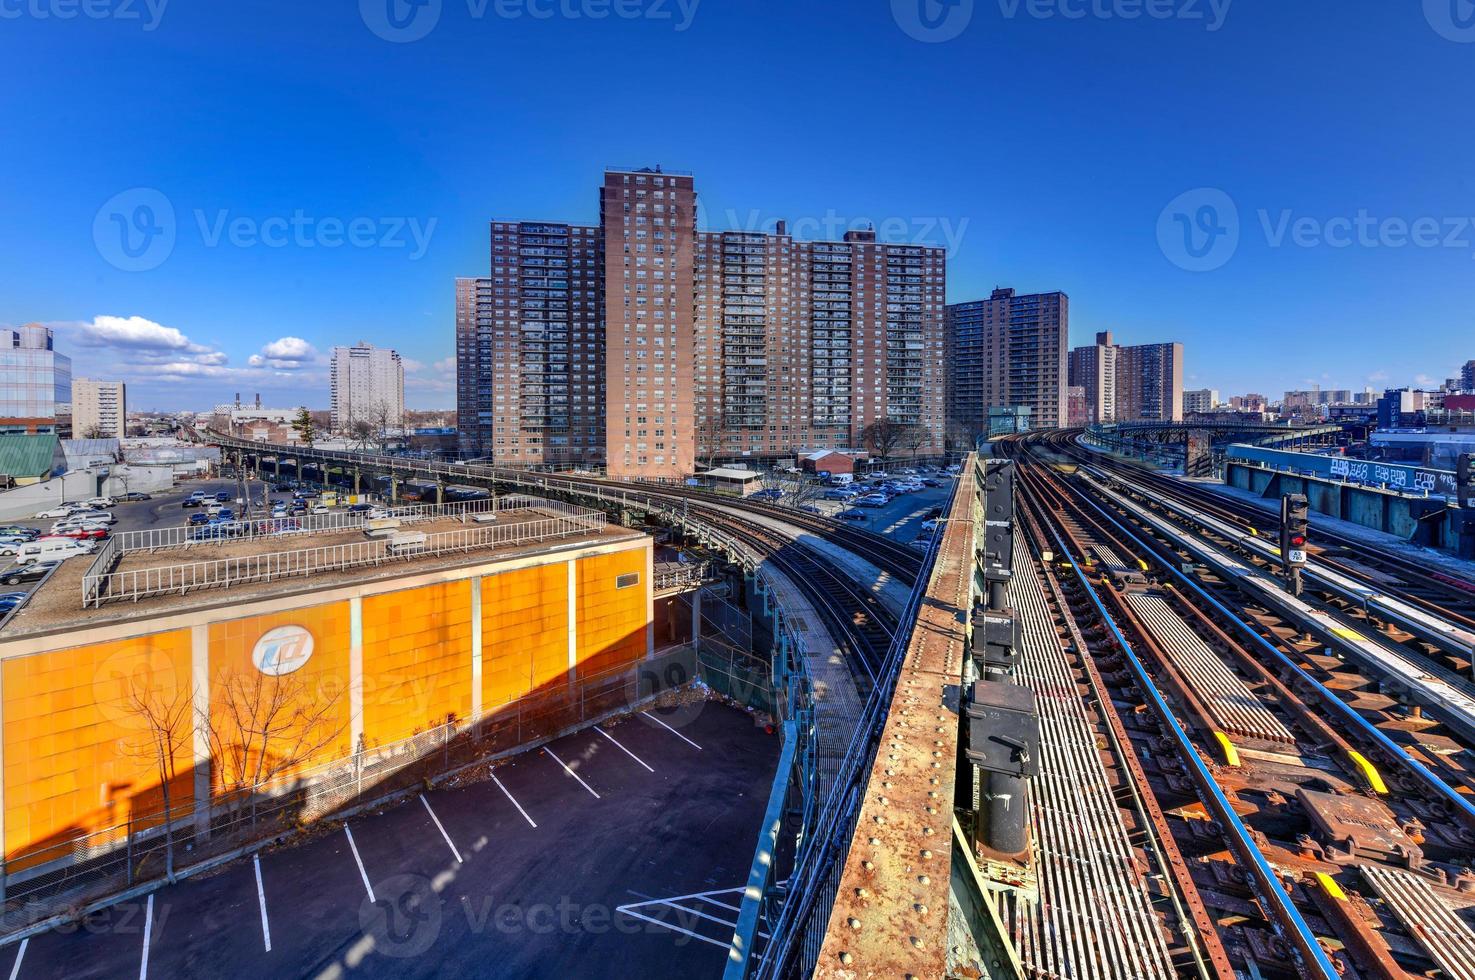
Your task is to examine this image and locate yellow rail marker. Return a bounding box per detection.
[1248,527,1258,537]
[1212,732,1241,767]
[1137,559,1149,571]
[1314,872,1348,901]
[1331,627,1364,642]
[1348,751,1389,794]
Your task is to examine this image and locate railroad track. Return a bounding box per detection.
[1045,430,1475,630]
[1004,436,1475,980]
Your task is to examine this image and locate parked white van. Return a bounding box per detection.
[17,538,94,564]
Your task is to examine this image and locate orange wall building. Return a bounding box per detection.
[0,531,653,871]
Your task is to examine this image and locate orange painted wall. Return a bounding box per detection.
[207,603,353,787]
[482,564,568,710]
[362,581,473,746]
[3,630,193,864]
[576,550,648,677]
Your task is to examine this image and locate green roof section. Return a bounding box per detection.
[0,433,60,479]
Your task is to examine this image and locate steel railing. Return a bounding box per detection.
[83,500,604,607]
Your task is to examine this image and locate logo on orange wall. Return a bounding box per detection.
[252,626,315,676]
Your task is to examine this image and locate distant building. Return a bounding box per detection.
[1066,385,1089,427]
[0,324,72,436]
[947,289,1068,434]
[72,378,126,440]
[1462,359,1475,393]
[1229,393,1269,414]
[987,405,1033,437]
[0,432,65,486]
[1068,330,1183,423]
[1183,388,1219,414]
[331,343,404,432]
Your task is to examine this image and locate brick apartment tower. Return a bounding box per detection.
[457,168,945,477]
[945,289,1069,437]
[1068,331,1184,423]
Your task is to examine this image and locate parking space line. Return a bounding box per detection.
[253,854,272,952]
[614,909,729,950]
[543,747,601,799]
[138,893,153,980]
[420,794,463,863]
[343,825,376,902]
[8,938,26,980]
[645,713,703,750]
[491,773,537,828]
[594,725,654,772]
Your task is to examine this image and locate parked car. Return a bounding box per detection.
[0,539,28,556]
[310,504,330,515]
[921,517,944,533]
[216,508,235,522]
[348,503,375,514]
[254,519,302,535]
[117,491,153,501]
[83,496,116,509]
[52,526,109,541]
[181,497,203,508]
[0,595,27,614]
[214,490,232,502]
[822,488,855,500]
[797,503,825,515]
[837,508,869,521]
[66,510,114,525]
[35,506,76,519]
[190,522,243,541]
[750,488,784,502]
[187,512,212,526]
[856,494,889,508]
[0,527,39,540]
[17,538,94,563]
[1,561,58,586]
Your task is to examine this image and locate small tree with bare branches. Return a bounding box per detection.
[207,670,345,828]
[860,418,924,466]
[123,679,193,880]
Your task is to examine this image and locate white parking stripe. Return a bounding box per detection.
[594,725,654,772]
[253,854,272,952]
[646,713,702,750]
[343,825,376,902]
[614,909,729,949]
[491,773,537,828]
[420,795,463,863]
[543,747,601,799]
[8,938,27,980]
[138,893,153,980]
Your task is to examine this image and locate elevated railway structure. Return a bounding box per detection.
[994,432,1475,979]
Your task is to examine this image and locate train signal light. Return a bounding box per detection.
[1280,493,1310,596]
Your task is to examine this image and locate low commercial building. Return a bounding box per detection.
[699,467,763,496]
[799,450,866,476]
[0,433,65,486]
[0,496,653,884]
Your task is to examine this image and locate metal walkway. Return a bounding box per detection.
[1361,864,1475,980]
[1124,592,1295,745]
[1003,555,1178,980]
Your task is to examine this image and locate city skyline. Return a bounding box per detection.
[3,3,1471,411]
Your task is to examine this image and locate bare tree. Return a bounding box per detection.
[123,678,193,880]
[368,402,395,453]
[349,419,374,450]
[207,670,345,826]
[859,418,923,465]
[899,423,932,462]
[696,414,723,470]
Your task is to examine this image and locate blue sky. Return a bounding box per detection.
[1,0,1472,410]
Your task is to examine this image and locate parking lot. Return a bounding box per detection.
[1,703,778,979]
[801,478,955,543]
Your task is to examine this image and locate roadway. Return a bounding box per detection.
[3,704,778,980]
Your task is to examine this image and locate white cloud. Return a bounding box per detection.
[433,356,456,374]
[261,336,316,361]
[401,358,427,373]
[1367,370,1389,383]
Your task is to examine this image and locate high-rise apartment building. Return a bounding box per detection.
[946,289,1068,437]
[457,168,946,477]
[1068,331,1183,424]
[1182,388,1219,414]
[1117,342,1183,422]
[1460,360,1474,393]
[0,324,72,436]
[72,378,127,440]
[329,343,404,432]
[1067,331,1118,424]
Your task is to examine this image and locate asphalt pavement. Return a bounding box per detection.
[3,703,779,980]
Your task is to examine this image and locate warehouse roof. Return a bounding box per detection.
[0,434,61,480]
